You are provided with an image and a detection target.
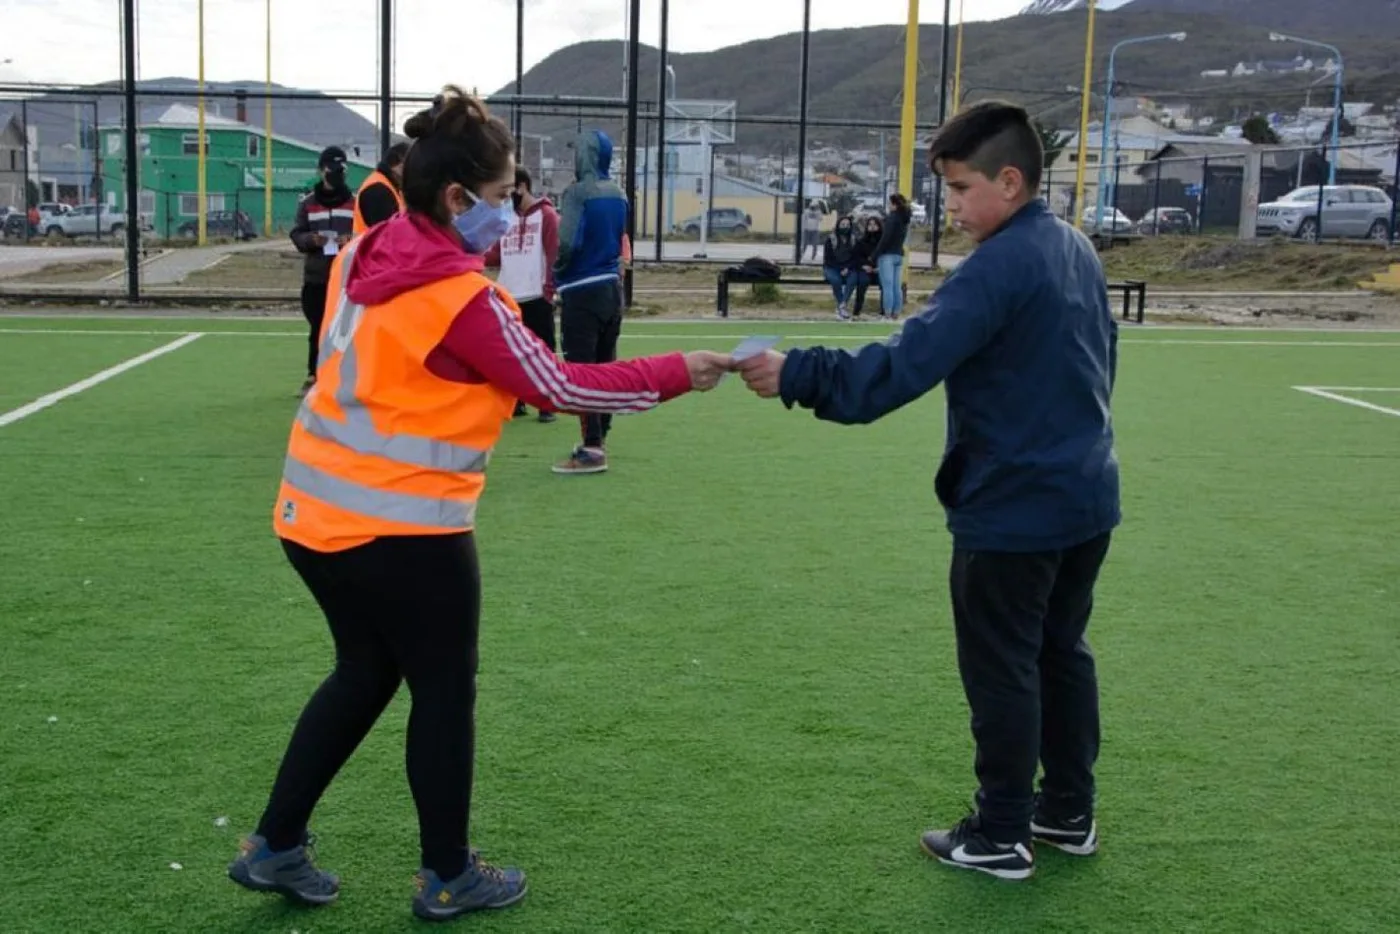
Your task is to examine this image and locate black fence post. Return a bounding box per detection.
[621,0,641,306]
[1390,140,1399,247]
[1314,160,1326,243]
[653,0,668,261]
[20,98,31,242]
[122,0,140,299]
[378,0,392,156]
[1152,159,1162,234]
[792,0,812,264]
[1197,156,1210,234]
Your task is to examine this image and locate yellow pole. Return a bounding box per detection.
[264,0,274,236]
[945,0,964,231]
[898,0,919,286]
[197,0,207,245]
[1072,0,1097,230]
[952,0,964,113]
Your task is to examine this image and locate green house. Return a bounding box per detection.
[100,103,373,238]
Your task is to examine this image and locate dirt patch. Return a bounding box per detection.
[6,260,126,284]
[1146,291,1400,328]
[1098,237,1396,291]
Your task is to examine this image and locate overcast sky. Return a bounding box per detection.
[4,0,1038,95]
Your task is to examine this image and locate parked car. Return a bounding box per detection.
[1136,207,1195,235]
[675,207,752,236]
[42,203,132,239]
[1255,185,1394,242]
[175,210,257,241]
[1081,206,1134,234]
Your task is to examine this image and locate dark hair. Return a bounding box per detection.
[514,166,532,191]
[401,85,516,221]
[889,192,911,217]
[383,141,410,168]
[928,100,1043,193]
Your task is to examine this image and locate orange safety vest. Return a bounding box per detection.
[273,240,519,552]
[351,170,406,235]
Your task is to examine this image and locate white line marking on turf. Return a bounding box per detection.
[1293,386,1400,419]
[1301,386,1400,392]
[0,332,204,428]
[2,328,1400,348]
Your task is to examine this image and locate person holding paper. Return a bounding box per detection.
[229,87,732,922]
[734,101,1119,883]
[290,147,357,396]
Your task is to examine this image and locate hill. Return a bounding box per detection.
[1124,0,1400,38]
[502,8,1400,155]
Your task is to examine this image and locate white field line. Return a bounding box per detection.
[2,327,1400,348]
[0,333,204,428]
[3,311,1400,335]
[1293,386,1400,419]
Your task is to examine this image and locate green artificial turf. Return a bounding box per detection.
[0,317,1396,932]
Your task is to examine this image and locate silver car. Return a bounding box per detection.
[1256,185,1394,242]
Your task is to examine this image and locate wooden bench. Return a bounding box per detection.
[717,268,1148,324]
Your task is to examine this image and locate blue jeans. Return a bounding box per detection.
[823,267,857,306]
[877,253,903,315]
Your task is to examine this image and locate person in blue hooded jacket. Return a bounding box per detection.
[735,101,1120,883]
[551,130,631,475]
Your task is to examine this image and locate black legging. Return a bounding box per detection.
[255,533,481,881]
[300,282,329,378]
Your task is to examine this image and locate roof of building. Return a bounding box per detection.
[98,104,376,168]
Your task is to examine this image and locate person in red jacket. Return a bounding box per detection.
[227,85,732,922]
[485,166,560,422]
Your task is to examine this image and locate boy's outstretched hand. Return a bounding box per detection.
[684,351,735,392]
[736,350,787,398]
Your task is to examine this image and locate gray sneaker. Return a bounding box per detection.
[228,833,340,906]
[412,850,527,921]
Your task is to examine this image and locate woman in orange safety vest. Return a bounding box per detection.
[228,86,731,922]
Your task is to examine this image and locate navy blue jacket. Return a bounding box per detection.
[779,199,1121,553]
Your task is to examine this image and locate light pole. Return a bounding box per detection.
[1095,31,1186,231]
[1271,32,1343,185]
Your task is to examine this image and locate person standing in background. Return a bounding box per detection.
[486,167,560,423]
[802,201,823,262]
[289,147,356,396]
[873,193,911,320]
[550,130,629,475]
[352,141,409,235]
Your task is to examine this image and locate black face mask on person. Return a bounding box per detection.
[323,168,346,189]
[510,190,523,211]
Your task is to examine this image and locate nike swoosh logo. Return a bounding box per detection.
[949,844,1020,864]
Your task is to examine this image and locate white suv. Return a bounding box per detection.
[1256,186,1394,242]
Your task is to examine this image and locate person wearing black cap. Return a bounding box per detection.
[289,146,357,396]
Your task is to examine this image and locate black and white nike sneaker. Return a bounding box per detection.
[1030,806,1098,856]
[919,815,1034,881]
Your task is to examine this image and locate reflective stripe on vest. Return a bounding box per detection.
[282,455,476,528]
[284,243,487,530]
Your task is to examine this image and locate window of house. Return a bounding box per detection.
[181,133,209,156]
[247,135,260,158]
[179,193,225,216]
[107,134,122,155]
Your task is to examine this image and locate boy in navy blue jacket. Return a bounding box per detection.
[736,101,1120,881]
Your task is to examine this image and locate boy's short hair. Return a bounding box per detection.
[928,100,1043,193]
[515,166,532,191]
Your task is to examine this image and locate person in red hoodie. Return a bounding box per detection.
[485,166,560,422]
[227,86,732,922]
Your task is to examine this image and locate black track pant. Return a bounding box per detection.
[559,280,623,449]
[300,282,329,378]
[255,533,482,881]
[948,532,1112,843]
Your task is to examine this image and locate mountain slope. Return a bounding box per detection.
[1021,1,1134,14]
[1124,0,1400,39]
[504,7,1399,154]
